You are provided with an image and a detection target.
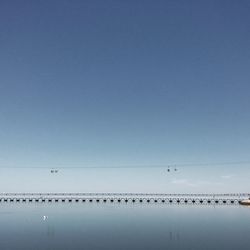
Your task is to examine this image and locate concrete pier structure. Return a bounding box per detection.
[0,193,249,205]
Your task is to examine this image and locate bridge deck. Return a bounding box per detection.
[0,193,249,205]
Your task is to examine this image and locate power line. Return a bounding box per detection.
[0,160,249,169]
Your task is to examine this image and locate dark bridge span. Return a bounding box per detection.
[0,193,249,205]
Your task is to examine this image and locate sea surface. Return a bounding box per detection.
[0,203,249,250]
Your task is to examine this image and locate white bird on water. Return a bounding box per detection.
[43,215,48,220]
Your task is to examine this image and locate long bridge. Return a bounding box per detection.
[0,193,249,205]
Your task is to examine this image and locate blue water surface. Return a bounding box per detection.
[0,204,249,250]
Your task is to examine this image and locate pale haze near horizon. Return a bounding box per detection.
[0,166,249,193]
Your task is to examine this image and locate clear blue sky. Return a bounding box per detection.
[0,0,250,169]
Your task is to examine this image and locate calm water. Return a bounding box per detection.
[0,204,250,250]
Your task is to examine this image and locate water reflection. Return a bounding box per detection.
[46,225,55,238]
[169,231,180,241]
[0,204,249,250]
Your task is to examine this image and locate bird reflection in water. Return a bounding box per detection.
[169,231,180,241]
